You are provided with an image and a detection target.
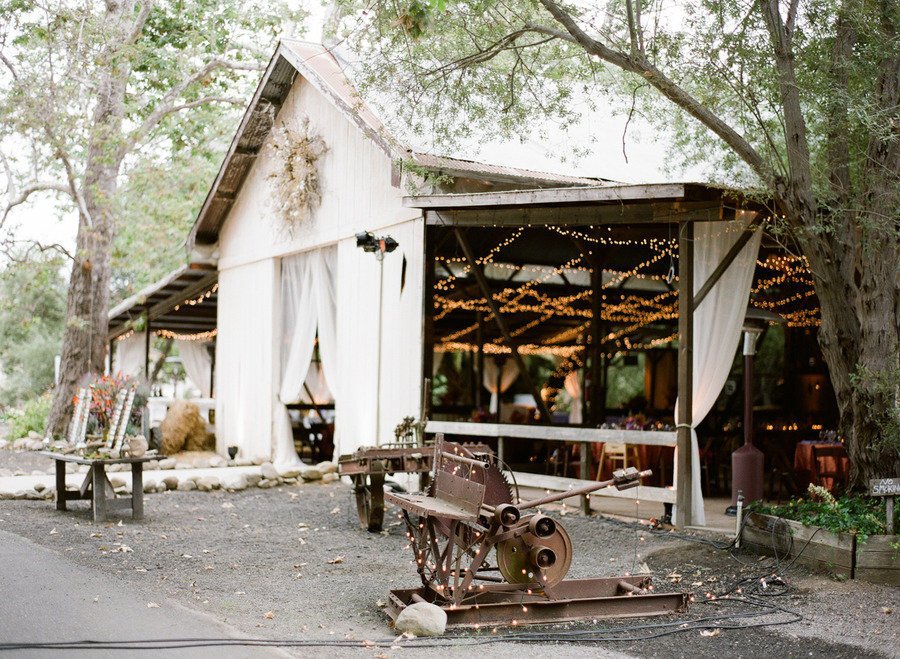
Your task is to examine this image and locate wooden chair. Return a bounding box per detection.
[596,443,641,480]
[811,444,847,490]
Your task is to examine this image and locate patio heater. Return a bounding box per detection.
[356,231,399,446]
[727,307,783,515]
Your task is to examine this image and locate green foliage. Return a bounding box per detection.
[0,251,66,406]
[750,486,888,543]
[4,392,52,439]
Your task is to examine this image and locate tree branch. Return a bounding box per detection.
[1,181,72,228]
[537,0,772,183]
[122,0,156,47]
[119,58,265,159]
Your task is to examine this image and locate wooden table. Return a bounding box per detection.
[40,452,158,522]
[793,442,848,491]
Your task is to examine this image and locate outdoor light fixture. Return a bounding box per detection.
[356,231,400,446]
[727,306,784,516]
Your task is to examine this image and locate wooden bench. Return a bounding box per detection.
[40,452,158,523]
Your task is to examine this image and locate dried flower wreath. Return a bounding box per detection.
[267,118,327,231]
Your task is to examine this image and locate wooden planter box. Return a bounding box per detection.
[742,512,899,586]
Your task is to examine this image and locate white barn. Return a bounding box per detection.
[187,40,598,467]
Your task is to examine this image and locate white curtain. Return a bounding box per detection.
[564,370,583,424]
[483,357,520,414]
[300,362,333,404]
[274,246,338,467]
[215,260,276,462]
[674,212,763,526]
[114,332,146,378]
[177,340,213,398]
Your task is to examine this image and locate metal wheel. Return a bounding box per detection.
[353,473,385,532]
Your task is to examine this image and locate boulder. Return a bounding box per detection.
[12,438,28,450]
[244,473,263,488]
[235,458,254,467]
[208,455,228,468]
[276,466,302,479]
[177,479,197,491]
[162,476,179,491]
[251,457,265,466]
[13,490,27,500]
[222,474,248,491]
[27,430,42,440]
[33,482,46,493]
[192,456,212,469]
[394,602,447,637]
[158,458,177,470]
[24,489,44,500]
[282,477,297,485]
[26,440,44,451]
[300,467,323,482]
[260,463,279,480]
[109,477,126,489]
[197,476,220,491]
[321,472,340,484]
[316,461,338,475]
[143,480,157,494]
[146,460,160,471]
[0,491,15,500]
[256,478,274,489]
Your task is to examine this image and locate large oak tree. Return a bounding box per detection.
[338,0,898,483]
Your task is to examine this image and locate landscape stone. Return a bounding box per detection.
[12,438,28,450]
[143,480,157,494]
[256,478,274,489]
[24,489,44,500]
[260,462,279,480]
[235,458,254,467]
[33,483,46,493]
[162,476,179,490]
[0,468,13,477]
[146,460,160,470]
[300,467,323,481]
[222,474,248,491]
[27,431,42,440]
[196,476,220,491]
[26,440,44,451]
[13,490,27,499]
[109,477,126,489]
[175,462,192,470]
[316,461,338,475]
[158,458,177,470]
[321,472,340,484]
[394,602,447,637]
[251,457,265,466]
[245,473,262,487]
[177,480,197,491]
[0,490,15,500]
[209,455,227,468]
[193,457,212,469]
[276,466,301,479]
[282,477,297,485]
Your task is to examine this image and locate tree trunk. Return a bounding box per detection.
[45,1,133,437]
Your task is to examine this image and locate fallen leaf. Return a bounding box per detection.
[147,602,160,608]
[376,599,386,608]
[327,556,344,564]
[235,591,246,595]
[90,532,103,538]
[221,502,234,509]
[182,554,194,559]
[700,629,720,637]
[667,572,682,583]
[135,567,147,573]
[329,507,340,515]
[117,520,123,527]
[49,528,58,535]
[112,545,133,553]
[264,611,275,619]
[882,607,893,614]
[92,597,99,603]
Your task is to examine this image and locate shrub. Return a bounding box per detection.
[5,393,52,440]
[750,484,887,543]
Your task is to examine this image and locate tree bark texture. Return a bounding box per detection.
[46,0,135,437]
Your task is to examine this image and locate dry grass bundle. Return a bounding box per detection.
[160,401,215,455]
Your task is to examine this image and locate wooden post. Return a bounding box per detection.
[580,441,591,514]
[143,313,151,380]
[676,221,694,529]
[475,311,484,409]
[422,226,435,413]
[131,462,143,520]
[453,228,553,424]
[92,464,108,523]
[55,459,66,511]
[589,252,604,425]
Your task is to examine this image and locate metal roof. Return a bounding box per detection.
[187,40,603,248]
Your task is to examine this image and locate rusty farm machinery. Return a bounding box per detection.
[382,435,688,628]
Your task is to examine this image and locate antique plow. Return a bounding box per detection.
[384,436,687,628]
[337,440,506,532]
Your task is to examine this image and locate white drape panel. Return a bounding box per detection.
[215,260,276,462]
[114,332,146,377]
[674,212,763,526]
[300,362,333,404]
[483,357,520,414]
[177,340,213,397]
[564,370,583,424]
[274,246,339,467]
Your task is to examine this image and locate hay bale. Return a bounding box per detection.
[160,401,215,455]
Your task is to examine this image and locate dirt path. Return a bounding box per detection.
[0,472,895,658]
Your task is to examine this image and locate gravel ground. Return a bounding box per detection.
[0,451,896,659]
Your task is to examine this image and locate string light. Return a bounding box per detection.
[155,328,218,341]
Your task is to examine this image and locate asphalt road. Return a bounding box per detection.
[0,529,289,658]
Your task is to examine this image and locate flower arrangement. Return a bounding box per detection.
[72,373,146,438]
[267,117,327,232]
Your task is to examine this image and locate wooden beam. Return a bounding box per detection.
[675,221,694,528]
[407,184,689,209]
[425,203,725,228]
[692,213,764,311]
[453,228,554,424]
[147,271,218,322]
